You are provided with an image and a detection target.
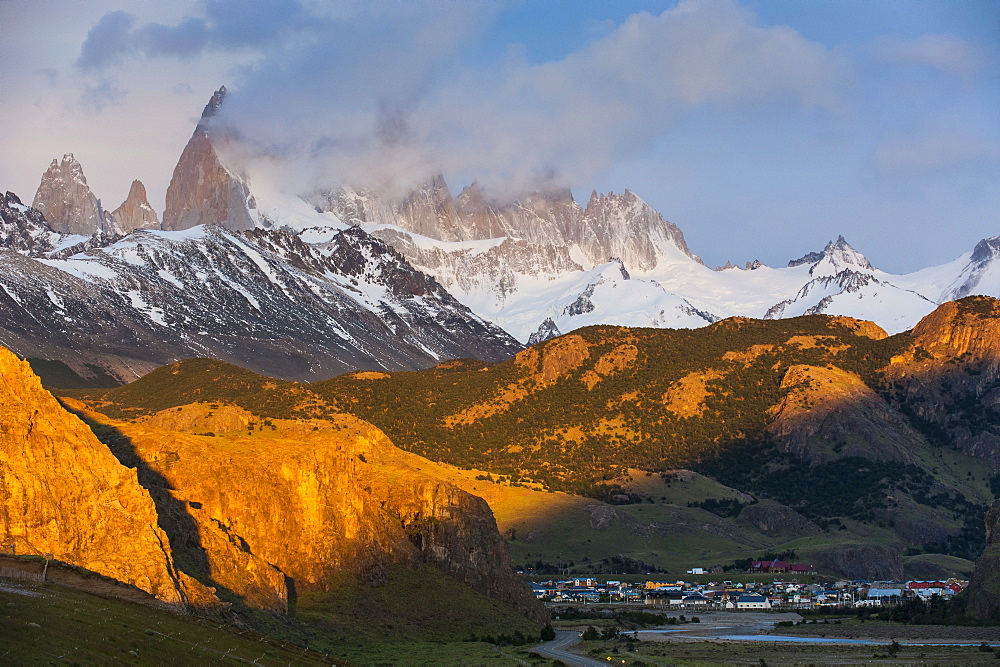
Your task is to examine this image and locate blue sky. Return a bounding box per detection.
[1,0,996,272]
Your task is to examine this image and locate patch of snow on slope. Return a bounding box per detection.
[363,224,510,256]
[126,290,167,326]
[39,258,120,281]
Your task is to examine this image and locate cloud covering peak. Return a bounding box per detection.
[182,0,849,200]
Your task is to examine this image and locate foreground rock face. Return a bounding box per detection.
[0,347,184,603]
[73,402,544,622]
[964,499,1000,620]
[0,352,543,623]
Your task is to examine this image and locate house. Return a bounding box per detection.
[645,590,686,605]
[735,594,771,609]
[750,560,812,574]
[621,588,646,603]
[530,584,554,599]
[867,588,904,603]
[750,560,790,573]
[682,594,710,606]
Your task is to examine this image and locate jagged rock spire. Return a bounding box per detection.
[161,87,254,232]
[110,180,159,233]
[31,154,110,236]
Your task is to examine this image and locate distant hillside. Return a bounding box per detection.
[76,297,1000,576]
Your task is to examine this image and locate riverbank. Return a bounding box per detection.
[762,619,1000,643]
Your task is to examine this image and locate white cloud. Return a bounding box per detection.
[873,127,1000,175]
[215,0,850,199]
[877,33,993,82]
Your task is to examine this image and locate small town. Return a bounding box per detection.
[530,560,968,610]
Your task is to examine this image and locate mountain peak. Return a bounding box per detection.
[200,86,227,122]
[110,179,159,234]
[807,236,874,278]
[31,154,110,236]
[162,88,253,232]
[823,235,872,268]
[970,236,1000,265]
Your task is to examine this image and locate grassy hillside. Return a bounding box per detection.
[0,579,328,665]
[0,570,546,665]
[75,306,1000,572]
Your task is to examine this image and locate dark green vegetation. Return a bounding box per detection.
[76,301,1000,572]
[27,358,120,389]
[308,317,911,491]
[69,357,305,418]
[803,595,999,626]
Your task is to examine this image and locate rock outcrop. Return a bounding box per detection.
[736,501,821,537]
[0,352,543,623]
[110,180,159,233]
[161,87,254,232]
[0,191,59,255]
[31,154,110,236]
[963,499,1000,620]
[767,364,925,463]
[885,296,1000,467]
[809,543,903,580]
[0,347,193,605]
[69,400,545,622]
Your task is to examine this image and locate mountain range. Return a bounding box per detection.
[2,87,998,384]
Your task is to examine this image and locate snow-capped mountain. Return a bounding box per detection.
[0,188,521,383]
[5,86,999,381]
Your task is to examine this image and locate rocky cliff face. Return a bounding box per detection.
[767,364,926,463]
[0,347,192,605]
[335,181,704,338]
[67,400,545,622]
[885,296,1000,467]
[161,87,254,232]
[31,154,111,236]
[0,352,543,623]
[332,180,700,279]
[110,180,159,233]
[963,499,1000,620]
[809,543,903,581]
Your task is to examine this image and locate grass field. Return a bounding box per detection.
[0,580,329,665]
[0,566,549,666]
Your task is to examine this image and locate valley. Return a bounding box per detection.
[1,9,998,661]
